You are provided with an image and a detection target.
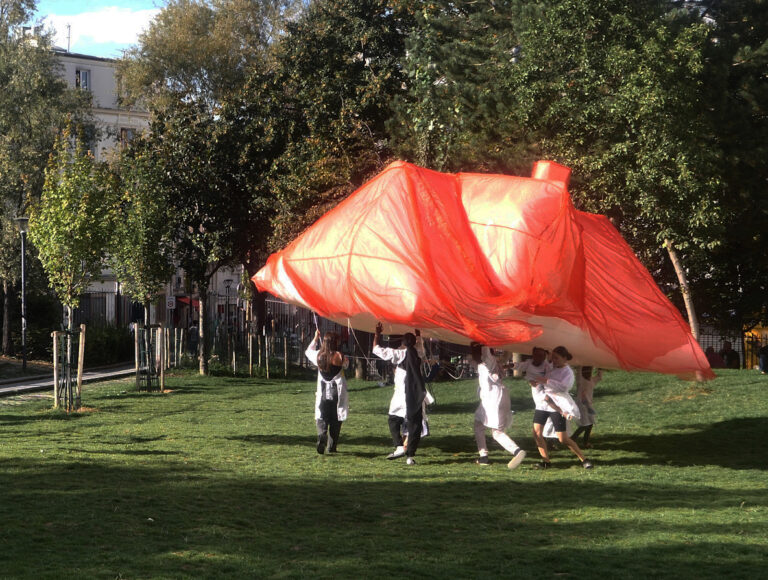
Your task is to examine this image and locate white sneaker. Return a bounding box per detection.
[406,457,415,465]
[386,446,405,460]
[507,449,527,470]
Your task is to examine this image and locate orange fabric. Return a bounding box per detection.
[254,160,713,380]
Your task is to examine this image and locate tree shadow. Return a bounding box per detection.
[0,459,765,578]
[593,417,768,469]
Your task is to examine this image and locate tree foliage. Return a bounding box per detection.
[28,127,113,325]
[108,141,176,319]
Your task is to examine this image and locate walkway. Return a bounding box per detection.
[0,365,135,398]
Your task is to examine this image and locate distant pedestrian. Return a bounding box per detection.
[758,341,768,375]
[305,329,349,454]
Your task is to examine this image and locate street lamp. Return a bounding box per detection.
[15,216,29,372]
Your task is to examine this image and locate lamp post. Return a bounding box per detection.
[15,216,29,372]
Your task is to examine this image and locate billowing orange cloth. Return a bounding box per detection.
[254,160,713,380]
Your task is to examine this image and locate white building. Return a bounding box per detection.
[54,49,149,161]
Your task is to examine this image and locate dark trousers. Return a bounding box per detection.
[317,399,342,451]
[388,414,405,446]
[405,409,424,458]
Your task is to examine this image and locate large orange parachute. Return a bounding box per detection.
[254,161,713,380]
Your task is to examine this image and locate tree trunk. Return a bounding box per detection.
[664,238,700,340]
[2,279,9,356]
[143,300,150,326]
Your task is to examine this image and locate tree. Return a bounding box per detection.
[108,141,176,324]
[116,0,301,111]
[140,101,248,374]
[0,0,91,353]
[502,0,724,338]
[28,126,113,330]
[389,0,533,173]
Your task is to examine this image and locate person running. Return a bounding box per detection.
[373,323,427,465]
[305,329,349,455]
[471,343,526,469]
[530,346,593,469]
[572,366,602,448]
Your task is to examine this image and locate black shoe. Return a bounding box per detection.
[476,455,490,466]
[317,433,328,454]
[533,461,551,470]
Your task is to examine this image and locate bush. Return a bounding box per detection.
[83,324,133,367]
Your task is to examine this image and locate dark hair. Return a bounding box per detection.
[532,347,548,356]
[317,332,339,372]
[470,342,483,363]
[402,332,416,348]
[552,346,573,361]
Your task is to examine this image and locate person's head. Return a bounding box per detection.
[402,332,416,348]
[723,341,732,351]
[705,346,715,354]
[317,331,339,372]
[551,346,573,367]
[532,347,548,365]
[470,342,483,363]
[581,365,593,379]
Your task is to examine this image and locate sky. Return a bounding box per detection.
[30,0,161,59]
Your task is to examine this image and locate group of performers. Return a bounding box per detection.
[304,325,598,469]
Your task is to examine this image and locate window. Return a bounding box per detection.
[75,69,90,90]
[119,127,135,146]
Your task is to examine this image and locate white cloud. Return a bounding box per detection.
[44,7,160,53]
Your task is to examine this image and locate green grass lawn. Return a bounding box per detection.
[1,368,766,579]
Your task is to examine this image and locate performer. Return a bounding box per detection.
[530,346,593,469]
[305,329,349,454]
[471,343,526,469]
[373,323,427,465]
[572,366,602,448]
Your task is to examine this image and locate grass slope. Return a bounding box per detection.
[0,369,766,579]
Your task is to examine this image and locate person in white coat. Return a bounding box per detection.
[373,323,428,465]
[305,329,349,454]
[471,343,526,469]
[529,346,593,469]
[572,366,602,448]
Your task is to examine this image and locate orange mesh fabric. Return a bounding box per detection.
[254,160,713,380]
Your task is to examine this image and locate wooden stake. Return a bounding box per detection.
[76,324,85,407]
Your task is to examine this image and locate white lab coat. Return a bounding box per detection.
[474,347,513,430]
[373,337,427,418]
[305,342,349,422]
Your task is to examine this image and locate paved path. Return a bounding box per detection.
[0,365,135,398]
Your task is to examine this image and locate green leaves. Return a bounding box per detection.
[28,126,113,311]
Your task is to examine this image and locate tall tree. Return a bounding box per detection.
[116,0,301,111]
[141,101,247,374]
[502,0,723,338]
[28,126,113,329]
[389,0,533,173]
[0,0,90,350]
[108,141,176,325]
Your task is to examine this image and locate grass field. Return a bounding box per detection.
[0,368,766,579]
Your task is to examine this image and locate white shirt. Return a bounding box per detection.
[517,359,553,411]
[373,337,426,418]
[474,347,512,430]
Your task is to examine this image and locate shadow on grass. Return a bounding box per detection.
[596,417,768,469]
[0,459,765,579]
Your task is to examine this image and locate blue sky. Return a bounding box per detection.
[31,1,161,58]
